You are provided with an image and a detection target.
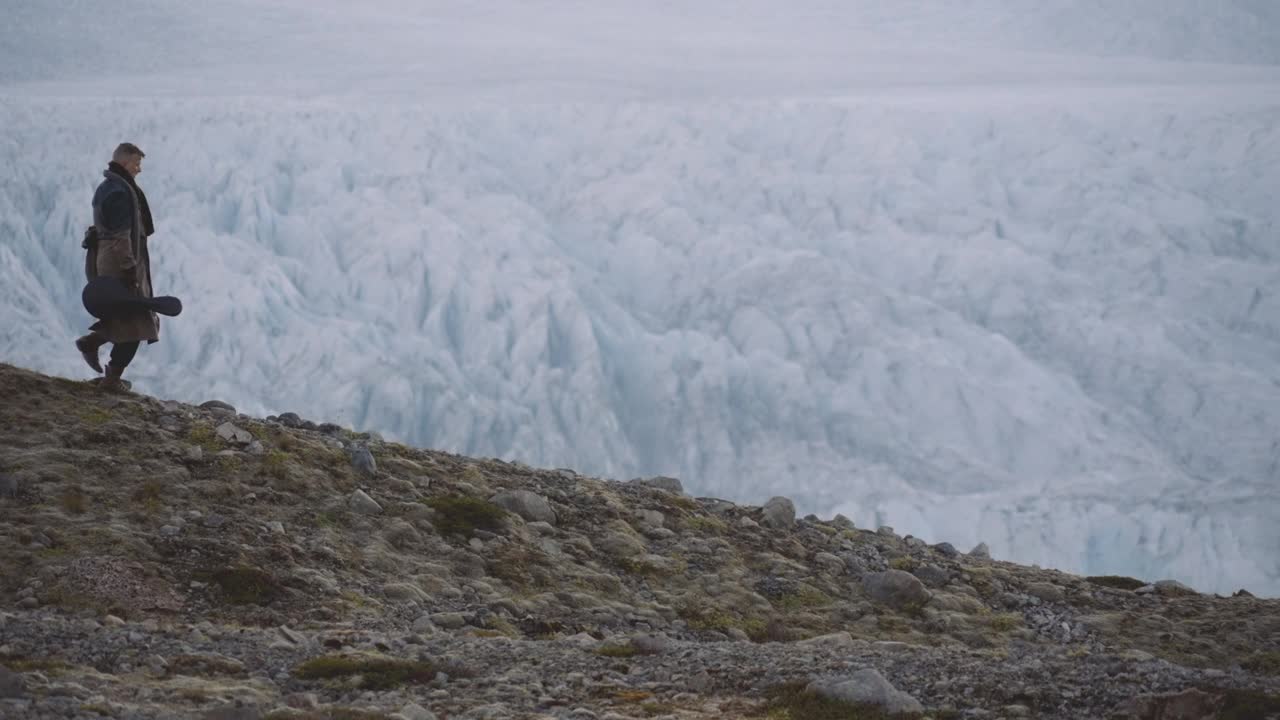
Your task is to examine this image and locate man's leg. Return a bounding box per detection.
[102,341,140,390]
[75,332,108,374]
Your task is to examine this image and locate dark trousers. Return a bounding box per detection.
[110,341,140,370]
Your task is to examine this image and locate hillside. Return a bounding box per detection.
[0,363,1277,719]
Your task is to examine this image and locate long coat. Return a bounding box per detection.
[85,169,159,344]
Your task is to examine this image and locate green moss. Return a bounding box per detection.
[680,605,768,641]
[186,423,222,453]
[888,556,918,572]
[487,544,550,589]
[211,565,281,605]
[774,585,833,613]
[293,654,444,690]
[263,450,291,480]
[131,479,165,515]
[425,495,507,536]
[595,644,639,658]
[59,485,88,515]
[1242,651,1280,676]
[761,681,922,719]
[459,465,485,485]
[684,516,729,535]
[1216,687,1280,720]
[988,612,1022,632]
[1085,575,1147,591]
[0,655,70,672]
[77,407,112,426]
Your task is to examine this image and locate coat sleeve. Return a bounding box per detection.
[99,189,133,233]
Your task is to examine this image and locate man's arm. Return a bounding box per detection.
[99,189,139,287]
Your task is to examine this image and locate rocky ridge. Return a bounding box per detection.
[0,363,1277,719]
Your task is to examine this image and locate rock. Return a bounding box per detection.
[797,631,855,647]
[277,412,304,428]
[202,703,262,720]
[1233,588,1255,598]
[1122,649,1156,662]
[348,489,383,515]
[0,664,25,698]
[1123,688,1219,720]
[489,490,557,525]
[317,423,344,436]
[351,447,377,477]
[103,615,126,626]
[384,583,428,603]
[862,570,932,610]
[277,626,309,646]
[200,400,237,417]
[737,516,759,529]
[0,474,17,499]
[431,612,469,629]
[808,668,923,715]
[912,564,951,588]
[633,509,665,528]
[17,598,38,609]
[873,641,914,653]
[245,440,265,455]
[160,525,181,537]
[266,521,285,534]
[832,514,855,529]
[876,526,896,537]
[633,476,684,494]
[1026,582,1065,603]
[184,445,204,463]
[599,530,646,558]
[932,542,959,557]
[396,703,438,720]
[814,552,845,575]
[969,542,991,559]
[526,521,555,535]
[630,633,674,655]
[1154,580,1198,597]
[1135,585,1157,595]
[215,422,253,445]
[761,496,796,529]
[412,615,438,634]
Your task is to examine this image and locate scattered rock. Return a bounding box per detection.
[932,542,959,558]
[351,447,377,477]
[808,668,923,715]
[348,489,383,515]
[632,476,684,494]
[970,542,991,559]
[277,412,304,428]
[1155,580,1198,597]
[490,490,557,525]
[215,422,253,445]
[761,496,796,529]
[0,664,25,698]
[200,400,237,417]
[862,570,932,610]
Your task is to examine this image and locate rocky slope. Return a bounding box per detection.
[0,362,1277,720]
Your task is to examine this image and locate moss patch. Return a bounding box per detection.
[774,585,833,613]
[211,565,281,605]
[186,423,222,453]
[759,681,922,719]
[424,495,507,536]
[988,612,1023,632]
[293,654,447,690]
[1242,651,1280,676]
[59,486,88,515]
[262,451,291,480]
[1085,575,1147,591]
[595,644,639,658]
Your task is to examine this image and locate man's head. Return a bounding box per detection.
[112,143,145,177]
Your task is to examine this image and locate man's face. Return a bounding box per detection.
[122,155,143,176]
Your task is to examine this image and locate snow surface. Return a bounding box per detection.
[2,1,1279,594]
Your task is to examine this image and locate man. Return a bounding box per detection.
[75,143,160,391]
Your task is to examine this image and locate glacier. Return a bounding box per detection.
[2,0,1279,595]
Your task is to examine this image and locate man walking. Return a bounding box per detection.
[75,143,160,391]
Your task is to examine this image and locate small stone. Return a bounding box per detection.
[431,612,468,629]
[215,422,253,445]
[489,490,557,525]
[245,440,265,456]
[874,641,913,653]
[0,665,25,698]
[932,542,959,557]
[862,570,932,610]
[412,615,438,634]
[831,514,855,529]
[17,598,38,610]
[808,668,922,715]
[266,521,284,534]
[1135,584,1157,595]
[633,476,684,494]
[1122,649,1156,662]
[147,655,168,673]
[351,447,377,477]
[737,516,759,529]
[1233,589,1255,598]
[160,525,181,537]
[203,513,228,528]
[184,445,204,462]
[349,489,383,515]
[814,552,845,575]
[0,474,18,499]
[396,703,437,720]
[761,496,796,529]
[629,633,674,655]
[1026,582,1065,603]
[797,631,855,647]
[877,526,896,537]
[1154,580,1198,597]
[277,412,304,428]
[200,400,237,417]
[103,615,126,626]
[912,564,950,588]
[969,542,991,559]
[384,583,427,603]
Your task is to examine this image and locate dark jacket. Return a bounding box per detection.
[85,167,159,344]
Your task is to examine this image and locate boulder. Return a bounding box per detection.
[490,490,557,525]
[808,668,923,715]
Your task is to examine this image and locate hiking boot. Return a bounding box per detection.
[75,334,105,374]
[99,363,132,392]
